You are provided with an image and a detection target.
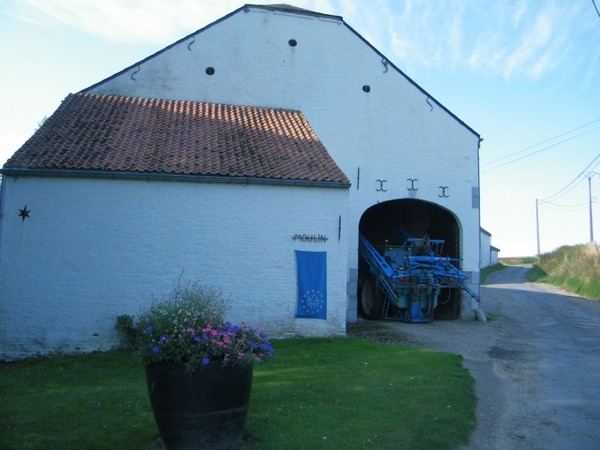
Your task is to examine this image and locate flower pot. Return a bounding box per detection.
[145,361,253,450]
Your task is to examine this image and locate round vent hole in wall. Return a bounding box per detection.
[288,39,297,47]
[362,85,371,93]
[205,67,215,75]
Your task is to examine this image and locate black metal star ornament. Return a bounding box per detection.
[18,205,31,222]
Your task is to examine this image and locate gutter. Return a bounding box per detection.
[0,168,351,189]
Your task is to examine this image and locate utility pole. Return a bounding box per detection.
[536,198,541,259]
[586,172,598,243]
[589,176,594,242]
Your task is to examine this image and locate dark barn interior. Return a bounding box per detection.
[358,199,462,319]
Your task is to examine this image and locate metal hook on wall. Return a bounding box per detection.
[407,178,418,191]
[382,58,389,73]
[188,35,196,51]
[426,97,433,111]
[131,65,140,81]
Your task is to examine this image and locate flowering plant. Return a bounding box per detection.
[132,277,274,373]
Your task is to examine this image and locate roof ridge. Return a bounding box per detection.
[80,92,305,114]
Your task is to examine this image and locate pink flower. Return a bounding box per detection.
[186,328,195,336]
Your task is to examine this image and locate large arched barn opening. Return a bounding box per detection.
[358,199,463,321]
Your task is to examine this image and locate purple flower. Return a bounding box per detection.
[146,326,153,333]
[152,347,160,353]
[194,336,201,343]
[160,335,167,342]
[202,358,210,365]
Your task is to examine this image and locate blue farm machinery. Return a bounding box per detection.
[358,228,480,322]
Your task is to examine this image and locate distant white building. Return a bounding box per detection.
[480,228,500,268]
[0,4,483,359]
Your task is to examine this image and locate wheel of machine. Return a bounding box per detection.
[360,277,383,319]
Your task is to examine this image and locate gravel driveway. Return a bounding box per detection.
[347,265,600,449]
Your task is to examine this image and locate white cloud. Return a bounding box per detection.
[463,2,592,82]
[512,0,528,27]
[3,0,356,45]
[3,0,597,85]
[447,6,464,65]
[503,12,553,79]
[5,0,253,44]
[582,46,600,92]
[390,32,410,60]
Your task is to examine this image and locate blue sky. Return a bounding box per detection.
[1,0,599,257]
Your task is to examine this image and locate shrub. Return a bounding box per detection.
[115,314,138,347]
[121,275,274,373]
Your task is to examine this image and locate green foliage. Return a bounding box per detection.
[133,275,273,371]
[114,314,138,347]
[525,265,547,282]
[0,339,476,450]
[499,256,537,265]
[485,312,499,322]
[529,243,600,300]
[480,263,506,284]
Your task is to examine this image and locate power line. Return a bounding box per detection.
[482,125,600,173]
[538,199,592,211]
[482,118,600,168]
[539,154,600,202]
[593,0,600,18]
[539,177,587,203]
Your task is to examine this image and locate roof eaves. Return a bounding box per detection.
[0,168,351,189]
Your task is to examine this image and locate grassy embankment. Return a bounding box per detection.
[525,243,600,300]
[494,243,600,300]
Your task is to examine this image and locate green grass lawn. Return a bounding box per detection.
[0,338,476,450]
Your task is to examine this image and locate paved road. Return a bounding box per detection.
[376,265,600,449]
[480,265,600,449]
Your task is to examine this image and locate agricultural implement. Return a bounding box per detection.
[358,228,480,322]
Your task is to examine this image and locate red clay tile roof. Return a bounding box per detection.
[4,93,349,186]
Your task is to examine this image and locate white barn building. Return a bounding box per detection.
[0,4,483,359]
[480,228,500,268]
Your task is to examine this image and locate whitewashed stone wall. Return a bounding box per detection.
[0,6,482,357]
[88,6,481,319]
[0,176,348,359]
